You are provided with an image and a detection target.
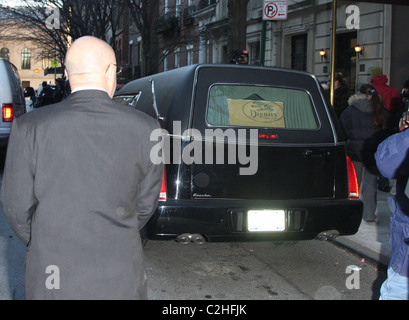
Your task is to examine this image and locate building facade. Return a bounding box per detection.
[122,0,409,92]
[269,0,409,91]
[0,36,56,91]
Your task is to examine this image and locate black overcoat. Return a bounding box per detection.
[340,94,392,173]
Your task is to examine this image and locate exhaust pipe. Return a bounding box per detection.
[316,230,340,241]
[176,233,192,245]
[191,234,206,245]
[175,233,207,245]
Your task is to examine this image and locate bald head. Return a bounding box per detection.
[65,36,117,97]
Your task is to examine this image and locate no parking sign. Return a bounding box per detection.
[263,1,288,20]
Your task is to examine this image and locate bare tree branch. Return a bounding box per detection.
[0,0,126,66]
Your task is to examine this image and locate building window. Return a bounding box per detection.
[165,0,169,14]
[222,45,228,63]
[186,45,193,65]
[22,81,30,89]
[164,56,168,71]
[42,50,54,69]
[198,0,217,10]
[249,41,260,65]
[21,48,31,70]
[0,48,10,61]
[176,0,181,17]
[206,41,211,64]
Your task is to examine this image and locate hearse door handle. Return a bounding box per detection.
[302,149,331,158]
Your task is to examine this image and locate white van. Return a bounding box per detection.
[0,58,26,148]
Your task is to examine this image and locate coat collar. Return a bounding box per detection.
[67,89,112,101]
[348,93,373,113]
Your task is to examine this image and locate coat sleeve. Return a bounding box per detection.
[391,87,403,114]
[339,106,351,137]
[0,120,37,246]
[375,129,409,179]
[135,122,164,230]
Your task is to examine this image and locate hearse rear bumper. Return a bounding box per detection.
[141,198,363,242]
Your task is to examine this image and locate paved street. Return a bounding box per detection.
[0,189,386,300]
[144,239,386,300]
[0,221,387,300]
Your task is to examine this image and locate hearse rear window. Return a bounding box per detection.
[207,85,318,129]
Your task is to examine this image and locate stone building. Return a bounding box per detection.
[122,0,409,92]
[0,24,57,91]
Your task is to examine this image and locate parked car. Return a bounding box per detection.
[0,58,26,148]
[114,64,363,244]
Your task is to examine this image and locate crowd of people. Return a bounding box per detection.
[23,78,71,109]
[327,68,407,220]
[326,68,409,300]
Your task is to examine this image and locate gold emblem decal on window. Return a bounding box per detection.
[227,99,285,128]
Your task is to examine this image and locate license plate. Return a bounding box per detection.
[247,210,286,232]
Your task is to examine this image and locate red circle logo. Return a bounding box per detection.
[264,2,278,18]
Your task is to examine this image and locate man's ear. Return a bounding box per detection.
[106,64,117,98]
[106,64,117,82]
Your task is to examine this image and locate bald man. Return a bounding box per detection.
[0,36,163,299]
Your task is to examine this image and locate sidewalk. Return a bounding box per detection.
[335,188,392,268]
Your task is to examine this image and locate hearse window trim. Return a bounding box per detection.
[204,83,322,132]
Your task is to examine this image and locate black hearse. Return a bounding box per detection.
[115,64,362,244]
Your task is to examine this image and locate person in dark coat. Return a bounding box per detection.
[340,84,392,222]
[326,73,351,118]
[0,36,163,300]
[37,82,56,107]
[400,79,409,108]
[24,86,37,109]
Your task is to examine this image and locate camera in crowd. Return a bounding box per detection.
[230,50,249,65]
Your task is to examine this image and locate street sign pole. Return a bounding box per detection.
[261,1,288,67]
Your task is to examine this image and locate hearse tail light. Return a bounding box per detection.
[258,134,277,139]
[346,156,359,199]
[159,168,167,201]
[2,104,13,122]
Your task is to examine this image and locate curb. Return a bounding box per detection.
[333,237,389,269]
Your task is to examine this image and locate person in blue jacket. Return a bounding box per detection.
[375,126,409,300]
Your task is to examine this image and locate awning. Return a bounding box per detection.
[44,67,64,76]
